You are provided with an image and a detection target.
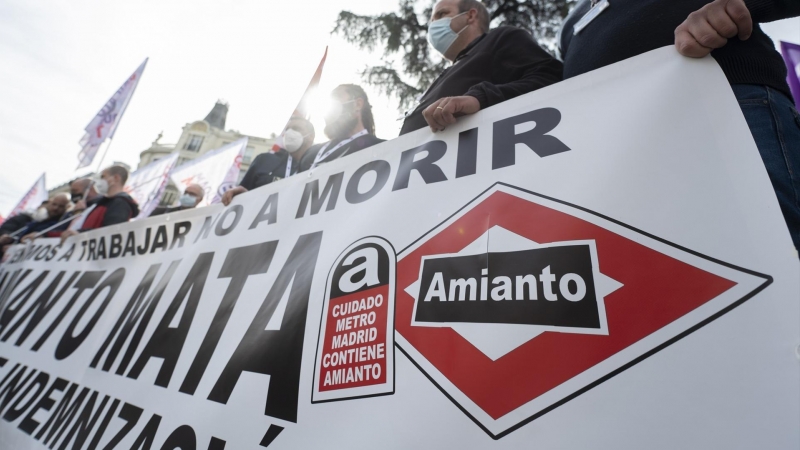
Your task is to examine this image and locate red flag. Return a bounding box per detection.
[273,47,328,152]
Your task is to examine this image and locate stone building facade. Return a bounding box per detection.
[138,101,275,206]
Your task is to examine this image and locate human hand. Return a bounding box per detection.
[21,233,37,243]
[0,235,12,246]
[423,96,481,132]
[73,200,87,211]
[60,229,78,244]
[675,0,752,58]
[221,186,247,206]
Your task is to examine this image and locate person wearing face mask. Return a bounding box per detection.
[60,165,140,242]
[68,178,99,208]
[221,117,316,206]
[18,194,74,242]
[297,84,385,172]
[399,0,563,135]
[0,201,45,252]
[151,184,205,216]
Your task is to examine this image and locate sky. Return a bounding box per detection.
[0,0,798,216]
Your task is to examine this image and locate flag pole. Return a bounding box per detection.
[94,137,115,174]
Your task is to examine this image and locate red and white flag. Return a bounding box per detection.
[272,47,327,152]
[77,59,148,169]
[7,173,47,218]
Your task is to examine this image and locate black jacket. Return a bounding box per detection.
[400,26,564,135]
[82,193,140,230]
[0,214,33,236]
[560,0,800,98]
[298,134,385,172]
[239,150,297,191]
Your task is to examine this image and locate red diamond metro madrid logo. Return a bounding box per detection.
[395,183,771,439]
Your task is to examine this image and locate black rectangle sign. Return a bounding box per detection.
[414,245,601,328]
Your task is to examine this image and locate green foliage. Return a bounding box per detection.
[334,0,576,110]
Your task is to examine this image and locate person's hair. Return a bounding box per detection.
[458,0,490,33]
[334,84,376,136]
[105,165,129,185]
[288,116,316,142]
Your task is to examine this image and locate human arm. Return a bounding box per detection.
[60,229,78,244]
[238,155,262,191]
[424,28,563,132]
[675,0,800,58]
[463,28,563,110]
[221,186,247,206]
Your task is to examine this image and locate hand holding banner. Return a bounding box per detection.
[0,48,797,449]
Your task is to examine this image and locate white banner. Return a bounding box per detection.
[0,48,797,450]
[6,173,47,218]
[124,153,179,219]
[77,59,148,169]
[170,138,247,207]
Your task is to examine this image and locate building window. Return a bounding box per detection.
[161,191,177,207]
[184,135,204,152]
[243,146,255,164]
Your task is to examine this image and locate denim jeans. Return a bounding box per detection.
[733,84,800,251]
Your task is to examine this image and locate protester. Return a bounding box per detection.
[19,194,73,241]
[0,210,36,257]
[297,84,384,173]
[60,165,140,242]
[558,0,800,250]
[151,183,205,216]
[399,0,563,135]
[0,211,34,237]
[68,178,99,207]
[222,117,315,205]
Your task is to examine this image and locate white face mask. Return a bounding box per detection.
[179,194,198,207]
[428,11,469,57]
[94,178,109,196]
[32,207,49,222]
[283,128,306,153]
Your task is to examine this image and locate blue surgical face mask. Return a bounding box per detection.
[427,11,468,57]
[179,194,197,207]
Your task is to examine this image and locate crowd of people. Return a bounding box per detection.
[2,0,799,255]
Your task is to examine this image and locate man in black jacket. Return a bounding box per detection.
[399,0,563,135]
[19,194,73,241]
[559,0,800,251]
[221,117,316,205]
[297,84,384,172]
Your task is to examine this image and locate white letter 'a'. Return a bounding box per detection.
[338,247,381,293]
[423,273,447,302]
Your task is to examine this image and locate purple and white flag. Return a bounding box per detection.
[77,59,148,169]
[7,173,47,218]
[780,41,800,106]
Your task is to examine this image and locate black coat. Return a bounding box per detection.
[0,214,33,236]
[400,26,563,135]
[239,150,296,191]
[559,0,800,98]
[297,134,385,172]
